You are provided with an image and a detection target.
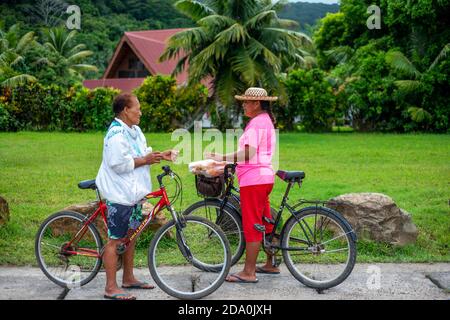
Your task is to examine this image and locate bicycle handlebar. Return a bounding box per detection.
[223,163,237,179]
[157,165,173,185]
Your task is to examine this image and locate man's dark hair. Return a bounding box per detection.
[113,93,136,116]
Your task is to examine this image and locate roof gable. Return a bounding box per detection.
[103,28,188,84]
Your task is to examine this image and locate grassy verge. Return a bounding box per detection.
[0,131,449,266]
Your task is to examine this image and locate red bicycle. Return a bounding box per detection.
[35,166,231,299]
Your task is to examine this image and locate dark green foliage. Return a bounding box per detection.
[313,0,450,133]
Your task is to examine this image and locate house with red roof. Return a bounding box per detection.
[83,28,191,93]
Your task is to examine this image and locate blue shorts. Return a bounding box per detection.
[106,201,143,240]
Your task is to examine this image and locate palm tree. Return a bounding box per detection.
[160,0,312,107]
[386,43,450,123]
[42,27,98,80]
[0,24,38,88]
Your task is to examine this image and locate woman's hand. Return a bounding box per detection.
[161,150,179,162]
[134,152,162,169]
[204,152,224,161]
[144,152,163,165]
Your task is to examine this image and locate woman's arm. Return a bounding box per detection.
[160,149,179,162]
[205,145,256,162]
[134,152,162,169]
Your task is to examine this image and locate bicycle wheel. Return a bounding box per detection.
[35,211,103,288]
[183,199,244,268]
[148,215,231,299]
[281,206,357,290]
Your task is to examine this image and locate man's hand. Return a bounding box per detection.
[161,150,179,162]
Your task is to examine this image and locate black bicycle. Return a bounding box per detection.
[183,164,357,290]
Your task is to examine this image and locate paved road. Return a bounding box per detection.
[0,263,449,300]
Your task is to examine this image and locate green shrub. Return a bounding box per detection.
[0,83,118,132]
[134,75,208,132]
[0,102,15,131]
[284,68,336,132]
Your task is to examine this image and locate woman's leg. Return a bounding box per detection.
[258,184,280,273]
[121,238,137,285]
[226,184,274,282]
[103,239,135,298]
[120,239,153,288]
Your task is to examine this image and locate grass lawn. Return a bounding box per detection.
[0,131,449,267]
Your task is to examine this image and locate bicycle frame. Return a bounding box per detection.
[218,164,316,250]
[62,168,179,258]
[63,189,108,258]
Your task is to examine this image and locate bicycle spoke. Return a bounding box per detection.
[320,231,353,246]
[322,248,349,254]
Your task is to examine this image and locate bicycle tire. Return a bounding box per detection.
[183,199,244,268]
[35,210,103,288]
[148,215,231,299]
[281,206,357,290]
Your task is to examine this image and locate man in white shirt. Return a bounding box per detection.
[96,93,177,300]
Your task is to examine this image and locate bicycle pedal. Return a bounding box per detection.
[272,258,282,268]
[116,243,126,255]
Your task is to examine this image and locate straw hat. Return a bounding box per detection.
[235,87,278,101]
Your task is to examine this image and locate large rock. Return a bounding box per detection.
[0,196,10,226]
[326,193,418,246]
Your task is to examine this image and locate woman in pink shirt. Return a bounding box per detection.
[206,87,279,283]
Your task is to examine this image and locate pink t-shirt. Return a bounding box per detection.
[236,113,276,187]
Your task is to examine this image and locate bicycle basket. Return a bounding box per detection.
[195,174,225,198]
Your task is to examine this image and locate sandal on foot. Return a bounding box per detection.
[225,273,259,283]
[122,281,155,290]
[256,266,280,274]
[104,293,136,300]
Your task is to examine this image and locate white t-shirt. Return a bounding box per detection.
[95,118,152,206]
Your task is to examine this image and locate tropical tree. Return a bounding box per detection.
[386,43,450,123]
[160,0,312,108]
[41,27,98,83]
[0,24,38,88]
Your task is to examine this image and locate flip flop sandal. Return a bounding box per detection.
[225,273,259,283]
[256,266,280,274]
[104,293,136,300]
[122,282,155,289]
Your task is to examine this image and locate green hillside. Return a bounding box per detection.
[0,0,338,75]
[279,1,340,30]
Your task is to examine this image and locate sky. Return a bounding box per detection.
[288,0,339,4]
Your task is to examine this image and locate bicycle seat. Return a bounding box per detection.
[78,179,97,190]
[276,170,305,182]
